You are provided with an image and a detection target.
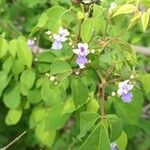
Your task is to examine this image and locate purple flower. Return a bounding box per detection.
[121,92,133,103]
[51,27,69,50]
[111,143,118,150]
[27,39,43,54]
[76,55,88,69]
[73,43,90,56]
[73,43,90,69]
[51,41,62,50]
[117,80,134,102]
[27,39,35,49]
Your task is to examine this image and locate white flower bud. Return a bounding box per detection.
[91,49,95,53]
[69,42,73,46]
[111,92,116,96]
[45,73,50,77]
[75,71,80,75]
[130,75,134,79]
[54,82,58,85]
[50,76,55,81]
[79,64,85,69]
[45,31,51,35]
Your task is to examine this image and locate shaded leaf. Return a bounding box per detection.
[71,77,89,107]
[5,107,22,125]
[113,4,137,17]
[77,112,99,140]
[81,18,94,43]
[141,12,149,32]
[17,37,33,68]
[3,85,21,109]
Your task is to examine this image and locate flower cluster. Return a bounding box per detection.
[117,80,134,103]
[51,27,70,50]
[73,43,90,69]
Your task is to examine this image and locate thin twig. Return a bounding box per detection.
[0,131,27,150]
[96,69,106,119]
[101,83,105,119]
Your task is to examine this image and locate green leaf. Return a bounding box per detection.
[17,37,33,68]
[81,18,94,43]
[140,74,150,95]
[41,80,66,106]
[8,39,17,58]
[5,107,22,125]
[124,124,139,139]
[20,69,35,95]
[113,89,144,125]
[141,11,149,32]
[22,0,47,8]
[46,103,70,131]
[37,51,57,63]
[50,60,72,75]
[113,4,137,17]
[79,126,100,150]
[87,98,99,113]
[2,56,14,74]
[93,4,102,18]
[29,106,45,128]
[115,131,128,150]
[77,112,99,140]
[80,124,111,150]
[140,119,150,136]
[61,98,75,115]
[98,124,111,150]
[35,119,56,148]
[12,58,25,76]
[0,38,8,59]
[27,89,42,104]
[3,85,21,109]
[31,13,49,35]
[0,71,10,97]
[71,77,89,107]
[46,6,66,32]
[107,114,123,142]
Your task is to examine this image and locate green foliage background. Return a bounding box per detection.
[0,0,150,150]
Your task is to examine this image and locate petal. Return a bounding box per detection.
[117,88,123,96]
[118,81,124,88]
[121,93,133,103]
[126,84,134,91]
[59,36,68,42]
[51,41,62,50]
[118,80,129,88]
[76,56,88,66]
[83,43,89,50]
[78,43,84,49]
[124,80,130,84]
[53,34,59,40]
[79,64,85,69]
[27,39,35,48]
[123,89,128,94]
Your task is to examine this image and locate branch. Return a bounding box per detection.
[0,131,27,150]
[131,45,150,56]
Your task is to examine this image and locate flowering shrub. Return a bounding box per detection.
[0,0,150,149]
